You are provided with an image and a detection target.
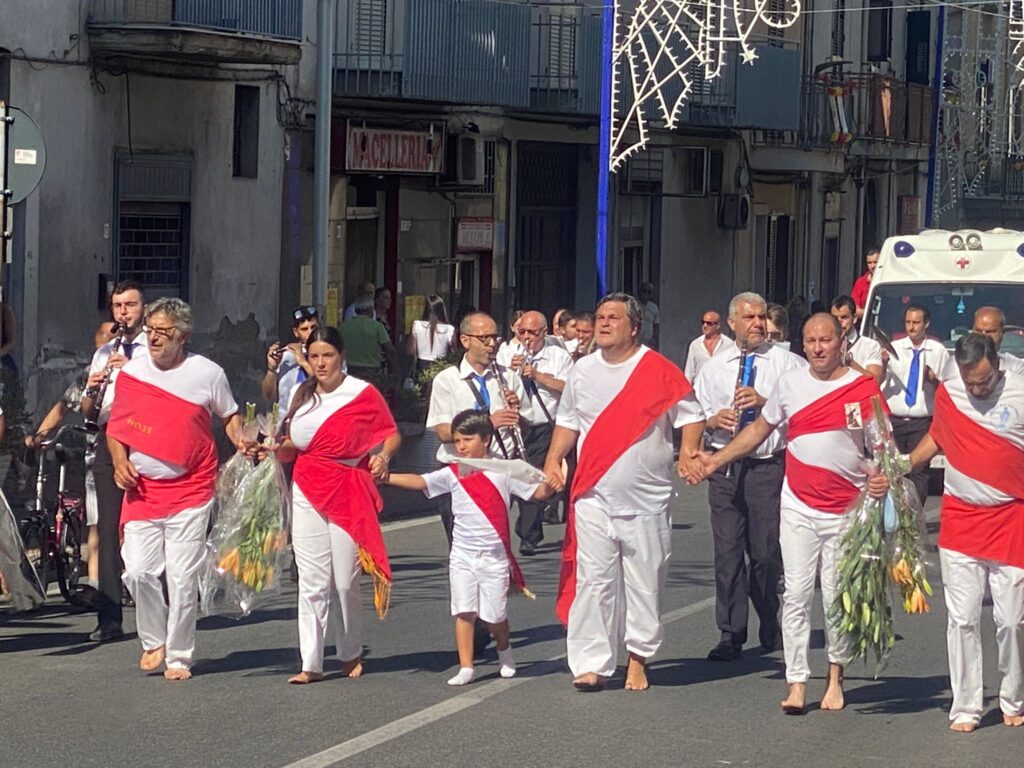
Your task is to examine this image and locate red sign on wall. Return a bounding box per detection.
[345,123,445,174]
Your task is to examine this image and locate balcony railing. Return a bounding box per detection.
[90,0,303,40]
[334,0,600,114]
[799,69,933,149]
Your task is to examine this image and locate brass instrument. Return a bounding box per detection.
[83,322,126,429]
[723,341,749,479]
[488,360,526,459]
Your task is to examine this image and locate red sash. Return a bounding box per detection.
[293,385,397,592]
[784,374,883,515]
[107,372,218,523]
[931,384,1024,567]
[556,350,693,625]
[450,467,529,594]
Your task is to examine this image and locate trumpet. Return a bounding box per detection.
[83,322,127,429]
[488,361,526,459]
[723,341,749,479]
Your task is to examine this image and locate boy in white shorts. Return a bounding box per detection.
[386,409,552,685]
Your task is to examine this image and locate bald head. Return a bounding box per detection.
[973,305,1007,350]
[516,310,549,353]
[802,312,844,378]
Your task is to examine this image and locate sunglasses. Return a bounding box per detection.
[293,306,318,321]
[702,320,719,326]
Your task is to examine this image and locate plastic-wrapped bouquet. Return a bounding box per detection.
[202,404,290,616]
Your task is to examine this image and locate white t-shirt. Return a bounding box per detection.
[494,339,574,424]
[88,335,151,426]
[556,346,705,516]
[684,334,736,382]
[941,372,1024,506]
[421,467,539,552]
[426,357,533,462]
[640,301,660,344]
[882,336,956,418]
[411,320,455,362]
[846,331,883,371]
[761,368,870,520]
[564,338,580,355]
[695,343,804,455]
[999,351,1024,376]
[114,353,238,479]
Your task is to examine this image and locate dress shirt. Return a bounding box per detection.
[494,339,573,424]
[684,334,736,381]
[695,343,803,456]
[999,351,1024,376]
[882,336,956,417]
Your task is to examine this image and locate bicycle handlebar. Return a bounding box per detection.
[37,423,93,450]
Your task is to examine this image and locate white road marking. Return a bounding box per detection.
[380,516,437,533]
[281,595,715,768]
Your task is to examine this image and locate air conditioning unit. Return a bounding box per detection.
[455,135,485,186]
[719,193,751,230]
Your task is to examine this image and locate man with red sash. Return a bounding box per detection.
[544,292,706,692]
[386,409,553,686]
[107,298,243,681]
[698,314,888,714]
[908,332,1024,732]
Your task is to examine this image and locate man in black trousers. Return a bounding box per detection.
[81,281,149,642]
[694,292,804,661]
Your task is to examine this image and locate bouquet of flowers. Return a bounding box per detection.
[829,396,931,675]
[202,404,291,617]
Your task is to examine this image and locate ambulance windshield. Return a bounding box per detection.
[865,282,1024,358]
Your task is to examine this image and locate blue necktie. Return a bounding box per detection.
[473,374,491,411]
[905,349,922,407]
[123,342,134,360]
[739,354,757,428]
[296,367,307,384]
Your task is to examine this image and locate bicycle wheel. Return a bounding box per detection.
[19,517,50,596]
[56,509,85,601]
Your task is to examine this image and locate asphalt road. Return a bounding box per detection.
[1,484,1019,768]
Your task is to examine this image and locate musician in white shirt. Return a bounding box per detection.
[972,305,1024,376]
[830,295,883,383]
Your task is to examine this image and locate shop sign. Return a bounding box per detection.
[346,123,444,174]
[456,218,494,252]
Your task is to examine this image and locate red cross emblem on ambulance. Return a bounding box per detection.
[955,254,972,271]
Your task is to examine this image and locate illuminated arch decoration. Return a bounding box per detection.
[610,0,801,171]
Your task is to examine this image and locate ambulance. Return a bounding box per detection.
[860,228,1024,358]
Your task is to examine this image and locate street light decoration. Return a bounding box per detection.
[609,0,801,171]
[1012,0,1024,73]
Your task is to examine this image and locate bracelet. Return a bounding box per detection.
[375,453,391,464]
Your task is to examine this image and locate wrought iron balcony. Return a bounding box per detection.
[88,0,303,66]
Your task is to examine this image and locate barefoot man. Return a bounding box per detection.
[544,293,706,692]
[694,313,888,713]
[907,332,1024,733]
[107,298,244,680]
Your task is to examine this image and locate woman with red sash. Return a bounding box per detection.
[274,327,400,684]
[107,298,244,680]
[386,409,553,686]
[909,332,1024,732]
[700,314,888,715]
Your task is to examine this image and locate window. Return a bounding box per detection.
[354,0,387,55]
[232,85,260,179]
[117,202,189,299]
[866,0,893,62]
[0,48,10,102]
[905,10,931,85]
[831,0,846,58]
[679,147,709,197]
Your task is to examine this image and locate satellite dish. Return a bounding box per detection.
[5,106,46,204]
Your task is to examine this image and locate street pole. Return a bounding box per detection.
[313,0,335,312]
[925,5,945,227]
[595,3,614,300]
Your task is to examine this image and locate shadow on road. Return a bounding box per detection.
[844,674,950,715]
[647,652,785,686]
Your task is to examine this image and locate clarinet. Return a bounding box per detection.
[83,322,127,429]
[723,341,749,479]
[488,361,526,459]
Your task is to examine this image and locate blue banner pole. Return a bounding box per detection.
[595,3,614,300]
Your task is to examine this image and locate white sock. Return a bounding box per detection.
[498,647,516,678]
[447,667,475,686]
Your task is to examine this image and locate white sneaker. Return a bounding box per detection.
[447,667,475,686]
[498,648,516,678]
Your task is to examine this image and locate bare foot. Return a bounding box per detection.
[820,663,845,711]
[1003,713,1024,727]
[950,720,977,733]
[624,653,650,691]
[341,658,363,678]
[288,671,324,685]
[140,646,165,672]
[163,668,192,681]
[572,672,605,692]
[781,682,806,715]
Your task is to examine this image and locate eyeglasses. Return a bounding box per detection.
[146,325,177,340]
[464,333,502,344]
[517,328,544,337]
[766,331,784,341]
[702,320,719,326]
[293,306,318,321]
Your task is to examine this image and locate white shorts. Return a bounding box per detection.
[449,545,510,624]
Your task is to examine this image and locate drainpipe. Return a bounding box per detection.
[313,0,336,310]
[595,2,614,299]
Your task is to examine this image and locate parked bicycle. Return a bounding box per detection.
[18,424,91,603]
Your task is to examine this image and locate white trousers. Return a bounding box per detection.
[122,500,212,670]
[778,507,851,684]
[291,499,363,673]
[566,502,671,678]
[449,545,510,624]
[940,547,1024,725]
